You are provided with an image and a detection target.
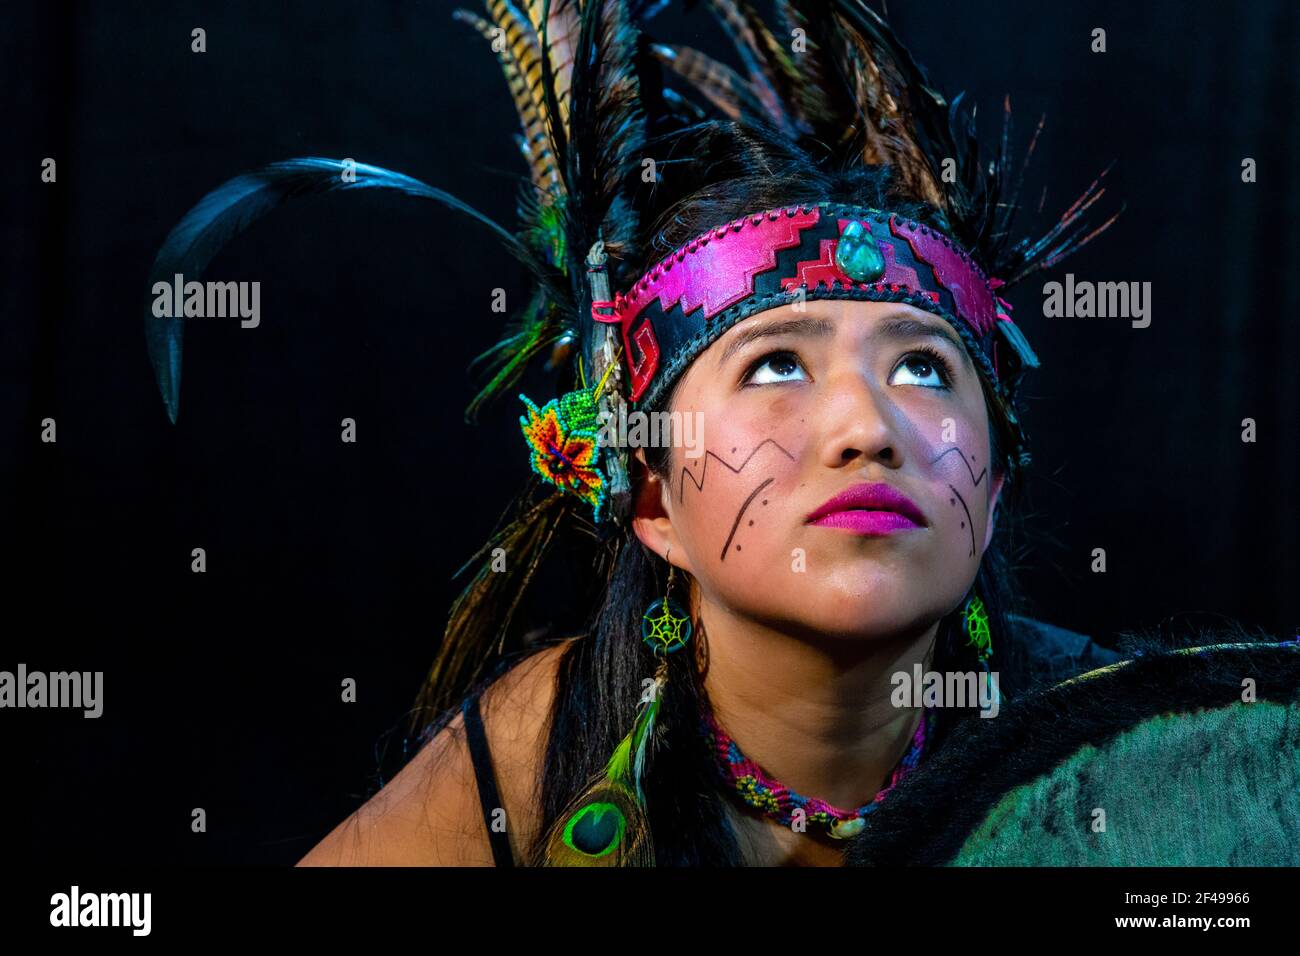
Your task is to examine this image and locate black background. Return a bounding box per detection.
[5,0,1297,865]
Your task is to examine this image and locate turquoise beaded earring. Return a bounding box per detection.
[962,590,1000,712]
[642,560,692,656]
[962,591,992,666]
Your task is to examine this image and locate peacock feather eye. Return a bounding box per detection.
[562,801,626,857]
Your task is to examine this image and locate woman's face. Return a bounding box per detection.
[633,299,1004,644]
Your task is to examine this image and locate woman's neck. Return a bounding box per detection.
[698,600,938,814]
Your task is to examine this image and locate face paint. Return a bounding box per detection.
[720,478,775,561]
[930,446,992,558]
[676,440,794,505]
[673,439,794,561]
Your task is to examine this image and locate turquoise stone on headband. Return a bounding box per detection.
[834,220,886,282]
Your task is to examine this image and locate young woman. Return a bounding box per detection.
[149,2,1296,866]
[283,1,1124,866]
[295,267,1120,865]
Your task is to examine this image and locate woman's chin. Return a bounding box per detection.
[761,597,948,647]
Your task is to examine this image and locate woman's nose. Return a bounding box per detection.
[814,366,900,469]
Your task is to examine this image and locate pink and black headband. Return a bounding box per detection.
[591,201,1040,412]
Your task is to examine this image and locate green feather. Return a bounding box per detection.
[542,664,667,866]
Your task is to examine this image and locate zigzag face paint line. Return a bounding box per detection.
[930,445,987,488]
[677,438,795,504]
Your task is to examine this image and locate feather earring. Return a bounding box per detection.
[541,555,692,866]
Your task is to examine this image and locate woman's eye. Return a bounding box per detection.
[890,351,951,388]
[744,351,809,386]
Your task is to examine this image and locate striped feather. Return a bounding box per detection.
[454,4,561,193]
[649,43,769,122]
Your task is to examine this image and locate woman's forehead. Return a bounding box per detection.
[707,300,967,359]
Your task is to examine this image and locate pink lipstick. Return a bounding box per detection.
[806,482,927,535]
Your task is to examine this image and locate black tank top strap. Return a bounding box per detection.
[461,693,516,867]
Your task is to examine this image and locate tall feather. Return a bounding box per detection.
[820,2,952,208]
[771,1,856,135]
[454,0,653,418]
[453,4,561,194]
[650,42,777,123]
[143,157,563,423]
[559,0,649,300]
[700,0,803,136]
[824,0,1123,283]
[409,1,665,738]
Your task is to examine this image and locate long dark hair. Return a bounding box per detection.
[407,155,1044,866]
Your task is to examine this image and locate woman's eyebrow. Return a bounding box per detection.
[874,315,966,355]
[716,316,835,369]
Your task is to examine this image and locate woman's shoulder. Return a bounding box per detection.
[472,638,573,848]
[296,640,571,866]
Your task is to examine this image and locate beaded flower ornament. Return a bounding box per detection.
[518,357,620,522]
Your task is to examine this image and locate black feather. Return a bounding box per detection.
[143,157,563,423]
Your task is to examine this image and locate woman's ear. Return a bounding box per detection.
[982,471,1006,553]
[630,447,694,575]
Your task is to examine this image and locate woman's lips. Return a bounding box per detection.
[808,509,922,534]
[805,482,927,535]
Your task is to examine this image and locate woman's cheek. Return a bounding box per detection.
[918,427,995,577]
[671,422,809,585]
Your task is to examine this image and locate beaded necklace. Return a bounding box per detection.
[700,706,932,840]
